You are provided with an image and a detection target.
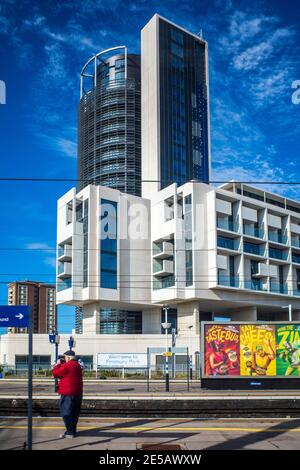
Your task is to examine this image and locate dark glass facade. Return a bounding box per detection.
[75,306,83,334]
[78,53,141,195]
[158,18,209,188]
[100,309,142,334]
[100,199,118,289]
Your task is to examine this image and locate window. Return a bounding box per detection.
[100,199,118,289]
[171,41,184,58]
[66,201,73,225]
[164,197,174,221]
[296,270,300,291]
[100,309,142,334]
[76,201,83,221]
[83,199,89,288]
[171,28,183,45]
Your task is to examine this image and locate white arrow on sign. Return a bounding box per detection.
[15,313,24,319]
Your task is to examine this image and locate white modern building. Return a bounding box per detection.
[1,14,300,370]
[2,181,300,368]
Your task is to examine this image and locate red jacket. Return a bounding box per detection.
[52,360,83,396]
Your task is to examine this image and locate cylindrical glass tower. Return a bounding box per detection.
[78,47,141,195]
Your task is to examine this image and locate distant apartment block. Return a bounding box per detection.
[8,281,57,334]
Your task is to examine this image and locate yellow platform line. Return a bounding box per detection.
[1,425,300,433]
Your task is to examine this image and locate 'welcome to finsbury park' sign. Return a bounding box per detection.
[97,353,148,368]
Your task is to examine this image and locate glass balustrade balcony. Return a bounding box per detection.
[217,218,240,233]
[153,259,174,275]
[217,274,240,288]
[153,275,175,290]
[243,225,264,239]
[153,241,163,256]
[269,248,289,261]
[58,246,64,258]
[57,263,65,275]
[244,279,268,291]
[292,254,300,264]
[217,236,240,251]
[270,282,289,294]
[243,242,265,256]
[57,278,72,292]
[268,231,288,244]
[291,238,300,248]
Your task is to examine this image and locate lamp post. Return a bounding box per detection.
[49,329,60,392]
[162,305,171,392]
[282,304,292,322]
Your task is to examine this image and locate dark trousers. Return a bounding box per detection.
[59,395,82,436]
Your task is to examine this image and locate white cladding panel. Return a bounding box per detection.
[291,223,300,235]
[217,255,228,270]
[216,199,232,215]
[268,214,282,228]
[242,206,257,222]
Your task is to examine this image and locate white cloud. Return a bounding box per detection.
[44,257,57,268]
[56,138,77,158]
[36,127,77,159]
[232,27,294,71]
[25,243,53,251]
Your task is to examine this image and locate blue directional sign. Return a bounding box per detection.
[0,305,30,327]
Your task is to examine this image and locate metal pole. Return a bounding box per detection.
[147,348,150,393]
[289,304,292,322]
[165,307,169,392]
[187,347,190,392]
[27,307,33,450]
[55,339,58,393]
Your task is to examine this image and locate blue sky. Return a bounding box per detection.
[0,0,299,333]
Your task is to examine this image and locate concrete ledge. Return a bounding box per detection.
[1,397,300,418]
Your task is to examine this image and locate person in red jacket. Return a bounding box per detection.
[52,350,83,439]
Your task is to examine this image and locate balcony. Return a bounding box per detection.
[269,248,289,261]
[153,275,175,290]
[153,241,174,259]
[244,242,266,257]
[244,279,268,292]
[57,262,72,279]
[292,254,300,264]
[217,218,240,233]
[243,224,264,239]
[270,282,289,295]
[251,263,271,278]
[217,236,240,251]
[153,259,174,277]
[57,278,72,292]
[291,237,300,248]
[217,274,240,288]
[268,231,288,245]
[57,244,72,261]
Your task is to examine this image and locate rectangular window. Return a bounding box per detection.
[171,28,183,45]
[83,199,89,288]
[100,309,142,334]
[100,199,118,289]
[66,201,73,225]
[76,201,83,221]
